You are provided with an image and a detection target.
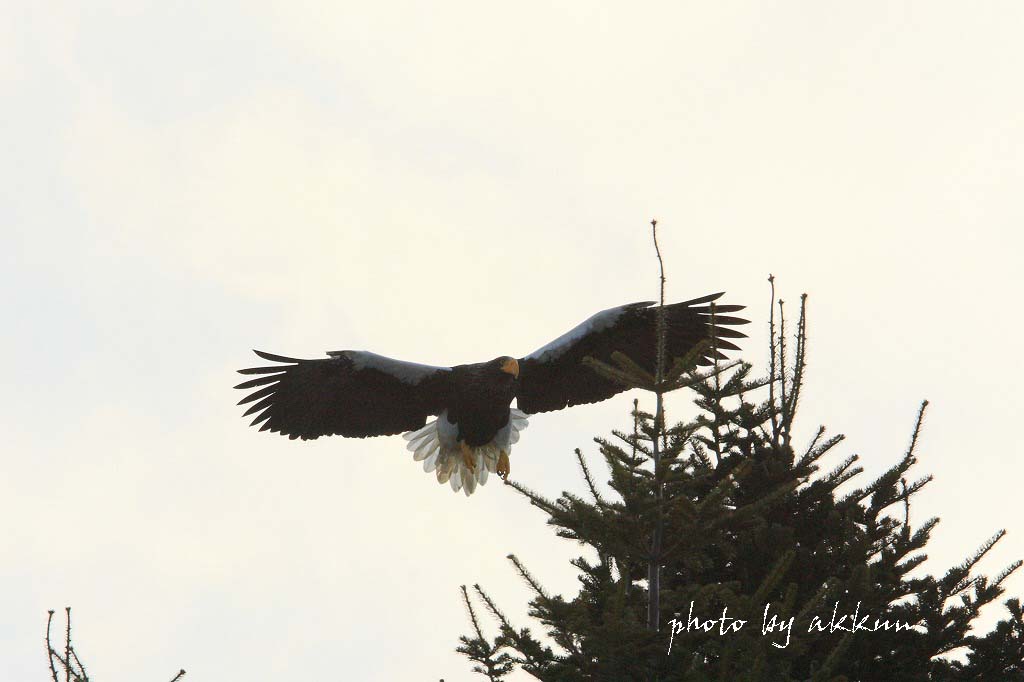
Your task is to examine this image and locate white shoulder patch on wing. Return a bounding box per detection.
[326,350,451,384]
[523,302,654,363]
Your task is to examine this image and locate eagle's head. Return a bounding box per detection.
[495,356,520,380]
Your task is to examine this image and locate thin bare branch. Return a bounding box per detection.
[46,610,59,682]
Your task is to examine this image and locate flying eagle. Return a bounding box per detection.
[235,292,747,495]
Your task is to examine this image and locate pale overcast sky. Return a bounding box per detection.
[3,3,1023,680]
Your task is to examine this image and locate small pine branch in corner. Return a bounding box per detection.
[45,608,186,682]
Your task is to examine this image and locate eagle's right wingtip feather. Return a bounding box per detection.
[253,349,300,364]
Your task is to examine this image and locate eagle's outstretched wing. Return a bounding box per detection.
[516,292,748,414]
[235,350,452,440]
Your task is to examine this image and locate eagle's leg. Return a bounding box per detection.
[497,451,510,480]
[460,441,476,473]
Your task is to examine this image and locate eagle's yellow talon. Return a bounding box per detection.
[497,451,510,480]
[460,442,476,472]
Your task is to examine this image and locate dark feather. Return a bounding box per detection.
[234,374,285,390]
[236,384,278,405]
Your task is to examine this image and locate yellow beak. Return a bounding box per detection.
[501,357,520,378]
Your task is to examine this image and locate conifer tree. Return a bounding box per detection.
[457,231,1024,681]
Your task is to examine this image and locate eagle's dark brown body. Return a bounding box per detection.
[446,360,517,447]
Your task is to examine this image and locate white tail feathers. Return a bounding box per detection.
[403,409,529,496]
